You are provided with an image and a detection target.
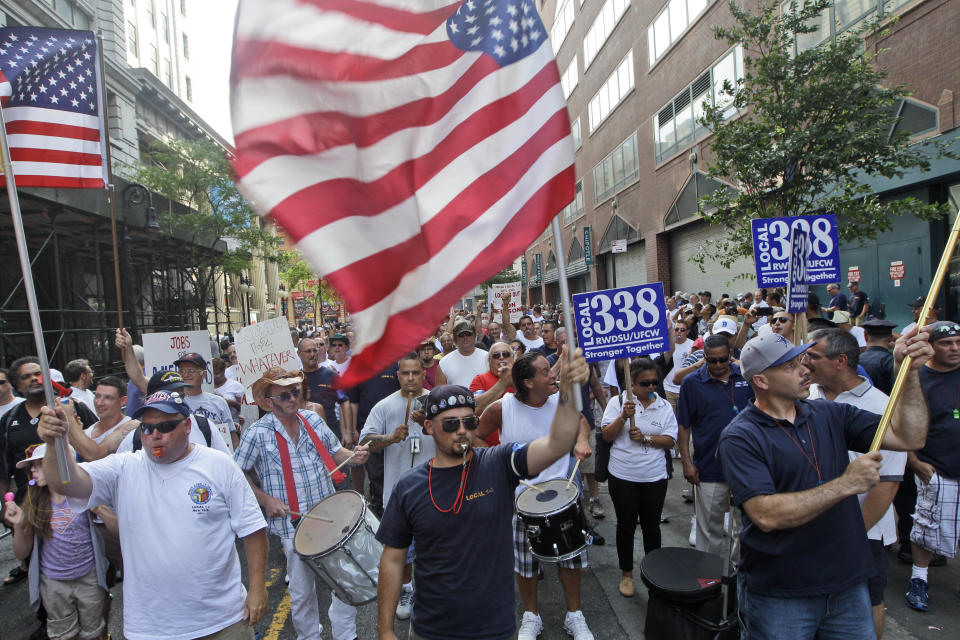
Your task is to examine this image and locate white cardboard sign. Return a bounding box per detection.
[488,281,523,323]
[141,331,214,393]
[235,316,300,402]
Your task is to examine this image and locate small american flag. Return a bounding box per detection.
[231,0,574,386]
[0,27,108,189]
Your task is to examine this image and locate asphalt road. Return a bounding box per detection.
[1,461,958,639]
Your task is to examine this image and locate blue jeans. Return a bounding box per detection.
[738,574,873,639]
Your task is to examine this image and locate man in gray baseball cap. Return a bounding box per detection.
[717,327,933,638]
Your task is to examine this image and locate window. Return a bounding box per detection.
[588,54,634,133]
[163,58,172,86]
[583,0,630,70]
[149,44,158,74]
[562,180,585,224]
[781,0,907,54]
[127,21,139,57]
[185,76,193,102]
[571,116,582,149]
[561,59,578,98]
[147,0,156,28]
[182,34,189,60]
[161,11,169,43]
[648,0,714,66]
[593,133,639,203]
[653,46,743,164]
[54,0,74,23]
[181,0,187,15]
[551,0,575,54]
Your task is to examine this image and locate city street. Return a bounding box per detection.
[1,461,957,639]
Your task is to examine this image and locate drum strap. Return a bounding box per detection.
[297,412,347,485]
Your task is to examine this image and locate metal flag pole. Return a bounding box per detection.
[0,108,71,482]
[550,216,583,412]
[97,31,124,329]
[870,212,960,451]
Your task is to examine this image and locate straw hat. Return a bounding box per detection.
[250,367,304,411]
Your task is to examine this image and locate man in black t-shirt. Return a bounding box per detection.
[298,337,348,440]
[348,362,400,516]
[848,282,870,325]
[376,349,591,640]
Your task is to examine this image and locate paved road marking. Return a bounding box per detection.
[263,592,292,640]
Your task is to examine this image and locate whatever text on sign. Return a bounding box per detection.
[751,214,839,287]
[235,316,300,402]
[572,283,669,362]
[786,226,809,314]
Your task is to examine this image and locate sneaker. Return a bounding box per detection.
[688,515,697,547]
[660,514,670,524]
[518,611,543,640]
[905,578,930,612]
[588,498,605,519]
[681,488,694,503]
[619,576,635,597]
[563,610,595,640]
[396,585,414,620]
[588,528,605,546]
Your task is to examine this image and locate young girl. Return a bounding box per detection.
[3,444,109,640]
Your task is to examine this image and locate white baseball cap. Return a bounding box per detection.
[711,316,738,336]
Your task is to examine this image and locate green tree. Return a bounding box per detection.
[696,0,949,273]
[134,139,281,327]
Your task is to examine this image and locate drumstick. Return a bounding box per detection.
[519,480,545,493]
[566,459,581,490]
[328,450,358,475]
[287,510,334,523]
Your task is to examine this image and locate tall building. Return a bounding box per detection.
[526,0,960,329]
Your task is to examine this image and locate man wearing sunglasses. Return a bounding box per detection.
[677,335,754,556]
[35,390,269,640]
[470,342,516,444]
[377,349,591,640]
[236,367,370,640]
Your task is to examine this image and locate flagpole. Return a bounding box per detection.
[96,31,124,330]
[550,216,583,412]
[0,108,71,483]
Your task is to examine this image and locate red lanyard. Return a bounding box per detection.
[272,412,346,522]
[776,418,823,485]
[428,455,472,514]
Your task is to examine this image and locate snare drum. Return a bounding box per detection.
[293,490,382,606]
[515,478,589,562]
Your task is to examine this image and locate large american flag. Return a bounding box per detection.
[0,27,107,189]
[231,0,574,386]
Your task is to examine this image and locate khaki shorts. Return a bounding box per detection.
[579,428,597,474]
[195,619,256,640]
[39,568,106,640]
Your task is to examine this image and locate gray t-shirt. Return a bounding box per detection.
[185,392,235,432]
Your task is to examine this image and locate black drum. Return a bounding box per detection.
[515,478,589,562]
[640,547,738,640]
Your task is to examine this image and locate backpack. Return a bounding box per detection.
[132,414,212,451]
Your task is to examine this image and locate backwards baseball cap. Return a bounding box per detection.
[133,390,190,419]
[711,316,738,336]
[927,321,960,343]
[740,333,814,382]
[425,384,476,419]
[147,370,190,394]
[173,352,207,369]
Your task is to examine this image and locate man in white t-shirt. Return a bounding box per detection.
[35,391,269,640]
[0,367,24,419]
[84,376,135,449]
[65,358,98,417]
[214,357,246,428]
[224,344,243,381]
[436,318,489,387]
[662,317,695,414]
[804,328,904,638]
[329,333,353,376]
[504,308,545,352]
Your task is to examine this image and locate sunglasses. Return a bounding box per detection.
[634,379,658,387]
[770,316,791,325]
[0,379,7,386]
[491,351,512,360]
[705,356,730,364]
[140,418,186,435]
[674,326,688,332]
[457,332,474,338]
[268,388,301,402]
[439,415,480,432]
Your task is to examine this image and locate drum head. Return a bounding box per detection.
[294,491,365,557]
[516,478,579,515]
[639,547,725,603]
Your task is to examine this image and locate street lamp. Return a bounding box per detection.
[238,276,256,325]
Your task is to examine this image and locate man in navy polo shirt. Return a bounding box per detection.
[718,329,931,639]
[677,334,754,556]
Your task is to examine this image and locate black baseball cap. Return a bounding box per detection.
[330,333,350,346]
[146,370,190,394]
[173,352,207,369]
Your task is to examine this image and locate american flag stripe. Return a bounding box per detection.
[231,0,573,385]
[10,148,104,166]
[6,120,102,141]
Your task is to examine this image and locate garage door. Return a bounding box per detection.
[612,241,647,287]
[670,221,755,297]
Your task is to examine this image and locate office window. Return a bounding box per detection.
[161,11,169,43]
[163,58,172,86]
[583,0,630,70]
[149,44,158,74]
[182,33,190,60]
[181,0,187,15]
[593,133,639,203]
[127,21,138,57]
[562,181,585,224]
[185,76,193,102]
[781,0,910,54]
[551,0,576,54]
[648,0,714,66]
[588,54,634,133]
[571,116,582,149]
[147,0,156,28]
[653,46,743,164]
[561,59,578,99]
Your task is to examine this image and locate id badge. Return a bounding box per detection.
[409,435,421,454]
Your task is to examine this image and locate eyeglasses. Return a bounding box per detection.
[268,388,301,402]
[457,332,474,338]
[491,351,512,360]
[140,418,186,435]
[770,317,792,325]
[674,326,688,332]
[177,367,203,376]
[0,379,7,386]
[634,380,658,387]
[439,415,480,432]
[705,356,730,364]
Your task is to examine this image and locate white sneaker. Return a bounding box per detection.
[518,611,543,640]
[688,515,697,547]
[396,584,414,620]
[563,610,595,640]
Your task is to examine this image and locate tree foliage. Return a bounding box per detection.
[134,138,281,327]
[696,0,949,272]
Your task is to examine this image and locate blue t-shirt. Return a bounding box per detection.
[124,380,144,418]
[303,367,346,437]
[677,365,754,483]
[717,399,877,597]
[376,444,530,640]
[918,366,960,477]
[829,292,848,313]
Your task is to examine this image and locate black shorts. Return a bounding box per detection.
[866,539,890,606]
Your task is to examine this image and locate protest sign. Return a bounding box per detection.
[235,316,300,401]
[141,331,214,393]
[488,281,523,323]
[572,283,669,362]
